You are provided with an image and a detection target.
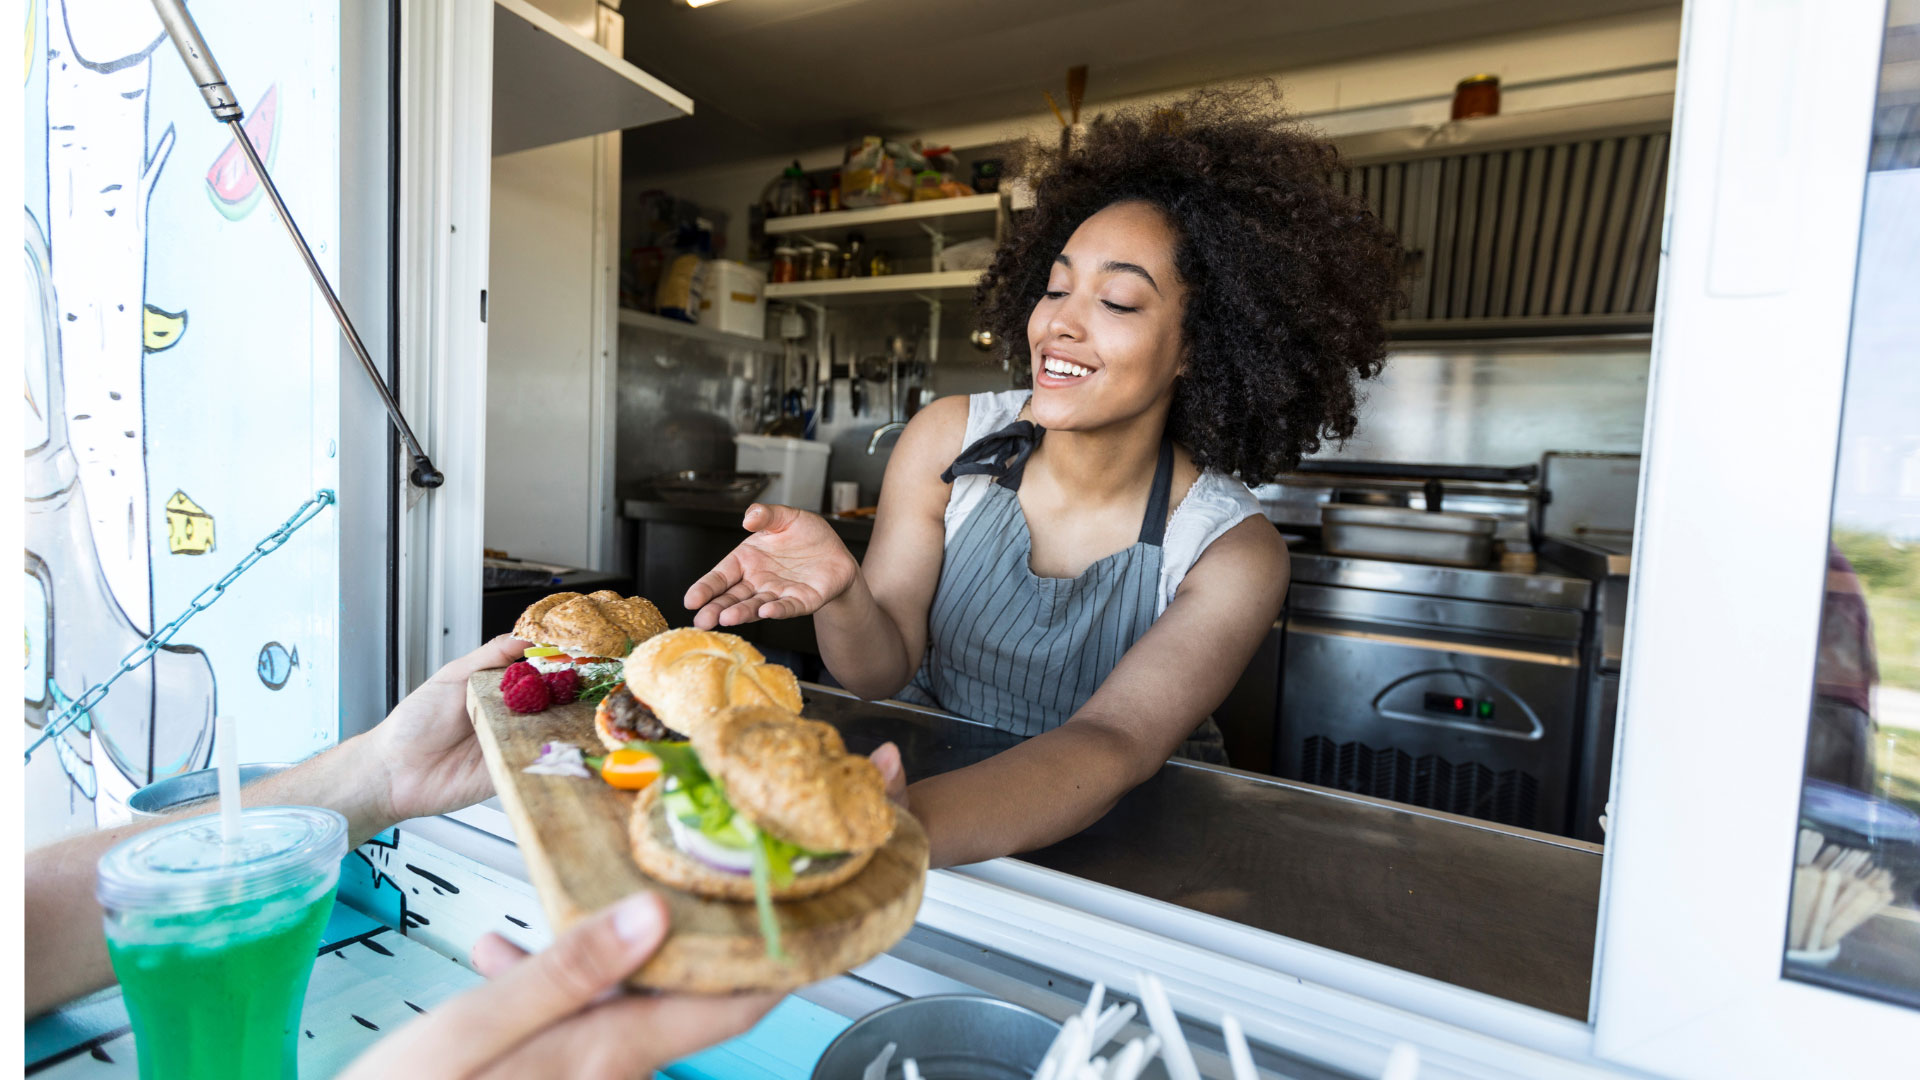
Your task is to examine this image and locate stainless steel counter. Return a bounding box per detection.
[1289,549,1592,610]
[799,685,1603,1022]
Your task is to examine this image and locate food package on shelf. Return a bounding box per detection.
[840,137,925,208]
[655,255,708,325]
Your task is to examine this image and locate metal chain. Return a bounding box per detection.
[25,488,339,763]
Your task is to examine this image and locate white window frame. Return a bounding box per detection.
[388,2,1920,1076]
[395,0,493,693]
[1591,0,1920,1076]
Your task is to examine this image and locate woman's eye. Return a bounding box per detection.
[1102,300,1138,314]
[1043,289,1068,300]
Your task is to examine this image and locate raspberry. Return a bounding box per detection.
[502,672,551,714]
[501,661,538,689]
[543,668,581,705]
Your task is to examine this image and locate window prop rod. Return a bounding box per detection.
[150,0,444,488]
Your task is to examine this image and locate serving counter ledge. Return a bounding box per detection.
[798,685,1603,1022]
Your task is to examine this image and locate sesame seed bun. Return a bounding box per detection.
[693,706,894,855]
[620,628,803,739]
[513,591,667,659]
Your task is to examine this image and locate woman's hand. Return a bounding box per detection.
[338,892,778,1080]
[685,504,860,629]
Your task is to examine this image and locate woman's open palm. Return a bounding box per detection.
[685,504,859,628]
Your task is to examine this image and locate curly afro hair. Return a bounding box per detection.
[976,83,1403,484]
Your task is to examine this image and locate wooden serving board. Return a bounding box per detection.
[465,669,928,994]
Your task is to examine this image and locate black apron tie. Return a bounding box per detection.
[940,419,1046,488]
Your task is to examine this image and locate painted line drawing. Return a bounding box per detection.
[205,83,279,221]
[257,641,299,690]
[48,0,175,633]
[27,206,216,837]
[164,489,215,555]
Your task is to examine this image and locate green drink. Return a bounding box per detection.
[97,806,348,1080]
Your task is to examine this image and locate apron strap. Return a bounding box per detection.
[939,419,1046,488]
[1137,430,1176,546]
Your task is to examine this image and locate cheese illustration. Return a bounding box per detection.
[164,490,215,555]
[142,305,187,352]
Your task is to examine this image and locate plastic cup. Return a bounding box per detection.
[96,806,348,1080]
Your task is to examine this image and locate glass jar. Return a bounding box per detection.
[794,242,816,281]
[810,188,828,214]
[869,249,893,277]
[1452,74,1500,120]
[770,247,799,284]
[811,242,840,281]
[843,232,866,278]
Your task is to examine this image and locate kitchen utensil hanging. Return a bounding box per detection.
[151,0,442,488]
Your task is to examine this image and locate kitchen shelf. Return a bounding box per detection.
[1333,93,1674,165]
[493,0,693,157]
[765,269,984,306]
[762,193,1003,242]
[617,307,781,354]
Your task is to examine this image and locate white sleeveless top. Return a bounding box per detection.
[942,391,1265,616]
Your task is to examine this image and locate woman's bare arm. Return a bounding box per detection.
[904,516,1288,867]
[810,396,965,698]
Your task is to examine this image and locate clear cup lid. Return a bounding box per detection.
[96,805,348,913]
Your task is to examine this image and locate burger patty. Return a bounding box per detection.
[605,684,684,742]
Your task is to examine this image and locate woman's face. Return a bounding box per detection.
[1026,200,1187,432]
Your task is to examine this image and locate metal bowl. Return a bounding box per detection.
[128,762,296,818]
[812,995,1060,1080]
[650,470,774,508]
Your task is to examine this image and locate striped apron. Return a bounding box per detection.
[896,418,1229,764]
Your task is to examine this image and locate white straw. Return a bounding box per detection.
[216,715,242,844]
[1221,1014,1257,1080]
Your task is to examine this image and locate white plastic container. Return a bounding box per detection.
[734,435,831,513]
[699,260,768,339]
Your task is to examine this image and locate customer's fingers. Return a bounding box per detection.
[470,932,532,977]
[382,893,669,1077]
[871,742,907,805]
[473,990,781,1080]
[437,635,533,685]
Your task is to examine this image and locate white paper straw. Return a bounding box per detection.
[216,715,242,844]
[1136,973,1200,1080]
[1221,1014,1257,1080]
[1381,1042,1421,1080]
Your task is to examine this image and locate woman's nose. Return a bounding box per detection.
[1046,296,1086,340]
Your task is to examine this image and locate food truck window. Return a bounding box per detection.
[1782,7,1920,1007]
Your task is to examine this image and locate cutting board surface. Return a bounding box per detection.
[466,669,928,994]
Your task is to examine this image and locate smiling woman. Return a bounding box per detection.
[978,83,1406,482]
[684,84,1404,869]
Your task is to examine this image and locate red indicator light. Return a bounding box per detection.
[1453,697,1465,711]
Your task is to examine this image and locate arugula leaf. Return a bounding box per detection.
[748,831,789,962]
[637,741,711,789]
[577,670,623,705]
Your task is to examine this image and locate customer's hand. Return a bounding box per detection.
[872,742,909,812]
[363,635,530,827]
[339,892,778,1079]
[685,503,860,629]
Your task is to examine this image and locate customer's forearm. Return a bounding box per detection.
[814,573,918,700]
[249,735,395,846]
[23,739,388,1017]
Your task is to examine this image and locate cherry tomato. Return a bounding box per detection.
[598,749,661,790]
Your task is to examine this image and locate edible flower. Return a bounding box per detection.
[523,741,591,779]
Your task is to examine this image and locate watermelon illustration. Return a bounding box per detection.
[205,84,279,221]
